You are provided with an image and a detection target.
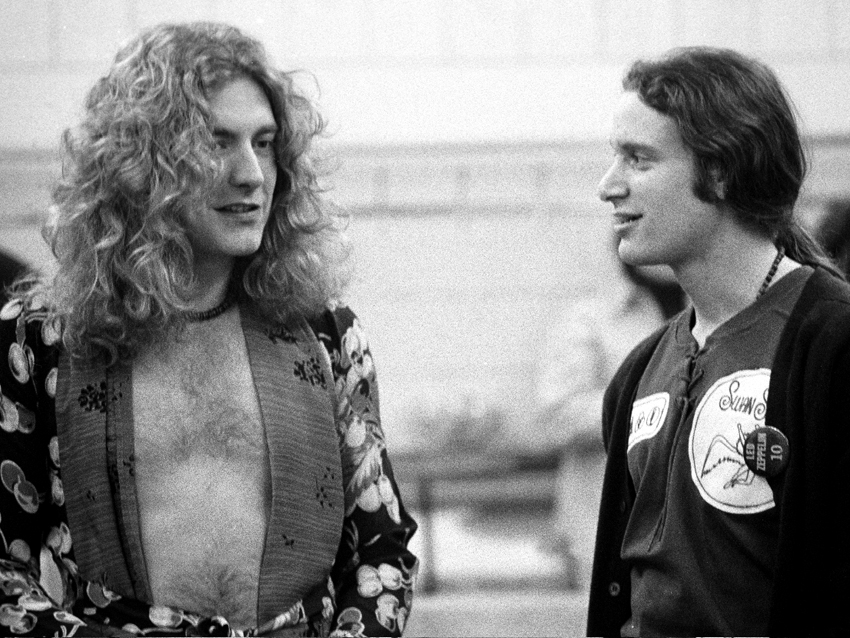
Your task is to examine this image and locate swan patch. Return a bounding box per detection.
[689,369,775,514]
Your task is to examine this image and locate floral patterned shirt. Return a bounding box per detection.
[0,300,417,637]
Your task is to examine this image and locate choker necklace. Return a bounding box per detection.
[186,293,236,322]
[757,247,785,298]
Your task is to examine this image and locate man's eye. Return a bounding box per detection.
[255,138,275,151]
[626,153,647,167]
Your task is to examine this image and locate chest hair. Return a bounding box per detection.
[132,311,266,468]
[131,308,271,627]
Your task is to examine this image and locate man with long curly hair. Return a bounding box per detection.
[0,22,416,637]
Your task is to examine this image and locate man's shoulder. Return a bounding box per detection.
[790,269,850,333]
[768,269,850,383]
[618,323,670,379]
[603,322,670,412]
[803,267,850,303]
[306,304,357,334]
[0,297,62,403]
[0,297,62,349]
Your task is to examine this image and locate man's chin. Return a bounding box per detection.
[633,263,678,286]
[617,245,647,267]
[227,236,265,258]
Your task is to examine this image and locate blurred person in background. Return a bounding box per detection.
[0,250,27,303]
[589,47,850,637]
[537,257,685,590]
[814,199,850,278]
[0,22,416,637]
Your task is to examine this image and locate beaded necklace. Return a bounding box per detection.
[186,292,236,322]
[757,246,786,298]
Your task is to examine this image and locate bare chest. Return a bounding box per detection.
[131,311,270,627]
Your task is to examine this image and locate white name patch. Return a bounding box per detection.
[628,392,669,451]
[689,369,775,514]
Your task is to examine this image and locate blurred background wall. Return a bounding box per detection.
[3,0,850,443]
[2,1,849,634]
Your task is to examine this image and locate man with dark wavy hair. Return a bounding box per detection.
[0,22,416,637]
[589,47,850,636]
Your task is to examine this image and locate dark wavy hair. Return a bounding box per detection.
[624,46,839,275]
[26,22,351,364]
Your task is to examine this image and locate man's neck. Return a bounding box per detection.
[674,232,798,347]
[189,256,235,312]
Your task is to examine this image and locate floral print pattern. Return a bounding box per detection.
[348,562,414,635]
[332,318,402,523]
[0,300,417,636]
[319,310,419,638]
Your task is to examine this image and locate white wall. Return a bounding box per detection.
[1,0,849,150]
[1,1,849,451]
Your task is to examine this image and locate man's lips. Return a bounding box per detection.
[614,211,642,225]
[214,202,261,214]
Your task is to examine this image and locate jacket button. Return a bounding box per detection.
[609,581,621,596]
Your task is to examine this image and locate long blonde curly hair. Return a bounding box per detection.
[26,22,350,365]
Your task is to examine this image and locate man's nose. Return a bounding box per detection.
[229,143,265,190]
[597,160,627,202]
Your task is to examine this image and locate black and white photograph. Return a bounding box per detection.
[1,1,848,636]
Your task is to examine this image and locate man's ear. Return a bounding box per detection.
[709,167,726,200]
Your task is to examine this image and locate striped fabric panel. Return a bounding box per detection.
[241,308,344,626]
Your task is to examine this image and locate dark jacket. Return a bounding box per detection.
[587,268,850,637]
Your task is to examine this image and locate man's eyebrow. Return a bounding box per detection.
[212,124,279,138]
[254,124,279,136]
[611,140,658,156]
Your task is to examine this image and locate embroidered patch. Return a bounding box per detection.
[689,369,775,514]
[268,326,298,344]
[294,356,327,389]
[315,465,338,509]
[77,381,122,413]
[628,392,669,451]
